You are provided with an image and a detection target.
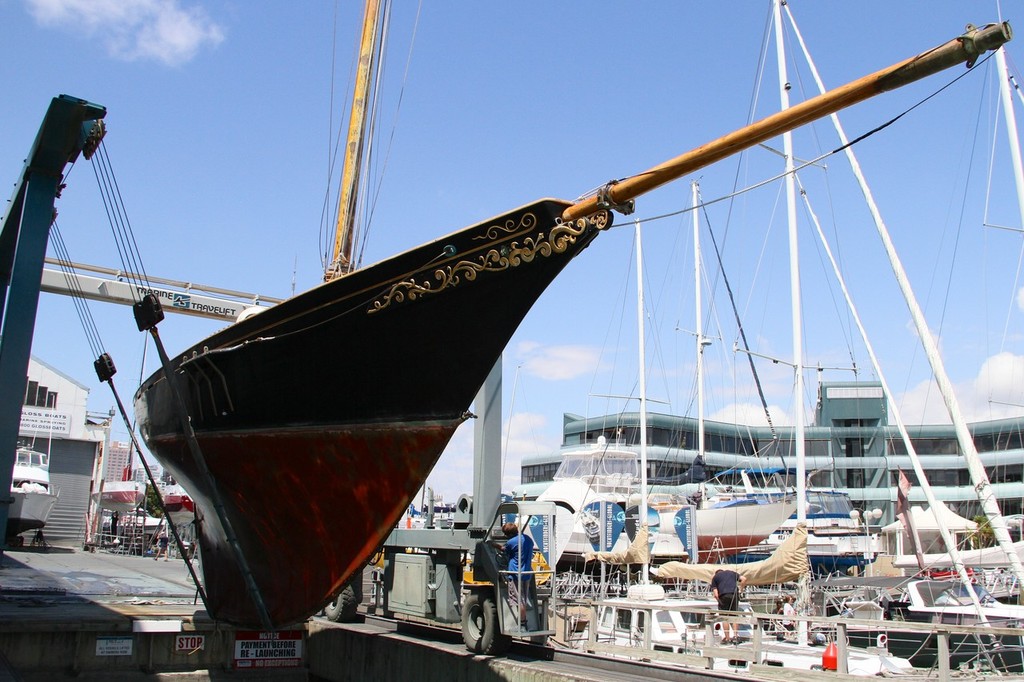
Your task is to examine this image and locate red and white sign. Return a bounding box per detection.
[174,634,206,652]
[233,630,303,669]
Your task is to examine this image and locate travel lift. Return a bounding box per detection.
[0,96,107,555]
[0,96,285,626]
[326,360,562,655]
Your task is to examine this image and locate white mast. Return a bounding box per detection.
[997,48,1024,233]
[773,0,807,527]
[797,181,988,622]
[635,216,650,584]
[773,0,810,646]
[692,182,707,469]
[782,4,1024,591]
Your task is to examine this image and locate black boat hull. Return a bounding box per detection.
[134,200,610,627]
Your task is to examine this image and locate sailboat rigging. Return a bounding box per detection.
[131,20,1012,629]
[326,0,383,280]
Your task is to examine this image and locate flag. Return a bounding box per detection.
[895,470,925,570]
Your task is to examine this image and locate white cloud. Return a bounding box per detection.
[515,342,601,381]
[26,0,224,66]
[414,410,560,504]
[1017,286,1024,313]
[426,423,474,505]
[500,411,558,491]
[707,402,792,428]
[892,352,1024,424]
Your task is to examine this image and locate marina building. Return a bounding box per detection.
[15,356,108,544]
[515,381,1024,525]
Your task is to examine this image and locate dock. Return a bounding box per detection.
[1,546,1020,680]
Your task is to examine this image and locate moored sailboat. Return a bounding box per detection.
[131,17,1013,629]
[534,439,796,565]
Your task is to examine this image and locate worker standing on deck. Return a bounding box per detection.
[711,568,746,644]
[502,522,534,626]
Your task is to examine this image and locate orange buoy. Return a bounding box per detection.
[822,641,838,671]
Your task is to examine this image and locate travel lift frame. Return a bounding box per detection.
[344,361,560,655]
[0,95,106,555]
[0,94,280,543]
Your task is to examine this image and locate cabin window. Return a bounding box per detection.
[656,611,677,634]
[520,463,559,485]
[614,609,632,632]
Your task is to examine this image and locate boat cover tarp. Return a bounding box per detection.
[582,524,649,565]
[656,523,808,585]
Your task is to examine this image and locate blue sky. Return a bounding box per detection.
[3,1,1024,503]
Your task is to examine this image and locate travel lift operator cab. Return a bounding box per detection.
[461,500,558,655]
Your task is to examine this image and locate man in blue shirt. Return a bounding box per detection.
[502,522,535,625]
[711,568,746,643]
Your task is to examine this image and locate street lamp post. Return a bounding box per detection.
[850,508,883,575]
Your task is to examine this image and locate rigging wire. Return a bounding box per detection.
[319,0,420,274]
[357,0,419,270]
[49,221,106,360]
[700,200,781,459]
[621,52,999,233]
[90,142,152,295]
[320,0,360,271]
[83,138,216,613]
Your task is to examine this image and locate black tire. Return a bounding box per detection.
[324,575,363,622]
[461,591,511,655]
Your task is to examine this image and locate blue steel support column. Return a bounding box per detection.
[0,95,105,550]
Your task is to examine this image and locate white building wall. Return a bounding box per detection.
[19,356,99,446]
[15,356,105,545]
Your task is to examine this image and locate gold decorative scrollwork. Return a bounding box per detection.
[368,211,607,314]
[472,212,537,241]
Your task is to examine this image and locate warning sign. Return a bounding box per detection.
[96,636,133,656]
[174,634,205,652]
[233,630,303,669]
